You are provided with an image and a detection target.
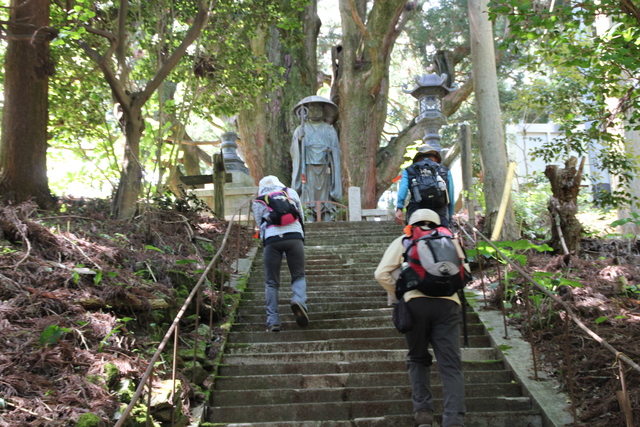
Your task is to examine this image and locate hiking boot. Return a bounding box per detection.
[291,302,309,327]
[414,409,434,427]
[266,324,280,332]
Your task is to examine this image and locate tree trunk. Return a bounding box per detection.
[111,104,145,219]
[0,0,55,209]
[468,0,518,240]
[337,0,413,208]
[619,114,640,235]
[594,15,640,234]
[81,0,209,219]
[545,157,584,255]
[238,1,320,186]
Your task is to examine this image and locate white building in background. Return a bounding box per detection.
[506,123,612,197]
[379,122,614,215]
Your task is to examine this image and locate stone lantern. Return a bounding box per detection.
[405,73,452,145]
[220,131,249,175]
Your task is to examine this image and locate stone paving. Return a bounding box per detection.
[208,220,567,426]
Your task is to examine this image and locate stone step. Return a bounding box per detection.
[231,316,481,332]
[251,248,389,258]
[236,308,479,329]
[247,274,382,285]
[213,410,543,427]
[226,324,487,343]
[212,382,524,406]
[238,293,477,310]
[247,277,382,286]
[214,370,514,391]
[304,238,398,246]
[211,221,543,427]
[236,301,392,315]
[219,348,497,365]
[304,221,403,235]
[250,263,383,274]
[239,289,391,300]
[217,359,506,377]
[224,335,491,354]
[209,397,534,424]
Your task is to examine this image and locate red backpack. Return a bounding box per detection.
[395,225,471,299]
[254,188,300,227]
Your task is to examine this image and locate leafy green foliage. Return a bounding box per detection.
[467,238,587,329]
[511,175,552,239]
[467,239,553,266]
[40,325,73,346]
[610,212,640,228]
[488,0,640,209]
[98,317,134,352]
[43,0,306,198]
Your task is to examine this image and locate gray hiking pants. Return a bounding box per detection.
[263,238,307,328]
[405,297,465,427]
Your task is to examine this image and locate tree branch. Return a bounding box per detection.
[77,40,131,110]
[620,0,640,25]
[348,0,369,39]
[116,0,128,82]
[443,75,473,117]
[82,25,117,42]
[138,1,210,106]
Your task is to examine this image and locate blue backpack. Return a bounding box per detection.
[406,159,449,209]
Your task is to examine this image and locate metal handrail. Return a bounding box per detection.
[114,195,256,427]
[464,223,639,427]
[302,200,349,222]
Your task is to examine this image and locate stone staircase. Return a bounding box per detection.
[208,221,544,426]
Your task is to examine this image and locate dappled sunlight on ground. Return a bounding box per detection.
[463,226,640,426]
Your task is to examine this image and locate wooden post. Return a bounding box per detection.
[460,124,475,226]
[213,153,226,218]
[491,161,516,241]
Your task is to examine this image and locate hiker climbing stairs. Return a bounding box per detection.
[209,221,544,426]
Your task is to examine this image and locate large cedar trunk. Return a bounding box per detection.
[0,0,55,209]
[339,77,389,208]
[337,0,411,208]
[545,157,584,255]
[238,2,320,186]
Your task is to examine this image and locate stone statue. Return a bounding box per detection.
[290,96,342,222]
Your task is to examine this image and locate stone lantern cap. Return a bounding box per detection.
[293,96,339,122]
[405,73,452,100]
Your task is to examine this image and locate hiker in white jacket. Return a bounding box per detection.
[252,175,309,332]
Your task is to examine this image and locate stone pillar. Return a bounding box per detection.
[220,132,250,174]
[348,187,362,222]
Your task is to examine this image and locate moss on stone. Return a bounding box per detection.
[76,413,101,427]
[103,362,119,385]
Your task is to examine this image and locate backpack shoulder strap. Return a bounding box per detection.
[406,163,419,177]
[282,187,294,200]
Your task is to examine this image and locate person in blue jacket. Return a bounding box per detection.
[395,142,454,227]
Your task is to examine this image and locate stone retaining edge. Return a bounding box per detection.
[467,289,574,427]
